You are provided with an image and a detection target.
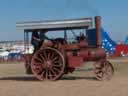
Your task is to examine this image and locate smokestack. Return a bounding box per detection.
[95,16,101,48]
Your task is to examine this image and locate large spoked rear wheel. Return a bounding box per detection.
[31,47,65,81]
[94,60,114,81]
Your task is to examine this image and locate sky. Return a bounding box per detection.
[0,0,127,41]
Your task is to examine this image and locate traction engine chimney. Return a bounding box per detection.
[95,16,102,48]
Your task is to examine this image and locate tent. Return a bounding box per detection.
[101,28,117,54]
[124,36,128,44]
[87,28,117,54]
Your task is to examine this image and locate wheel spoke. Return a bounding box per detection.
[47,52,51,60]
[34,57,42,63]
[43,50,48,60]
[40,54,45,61]
[50,52,55,59]
[53,64,62,67]
[47,70,51,79]
[49,68,57,76]
[53,60,61,64]
[52,56,59,62]
[41,70,45,80]
[45,68,48,80]
[48,69,54,80]
[97,71,103,78]
[53,67,61,73]
[95,69,101,74]
[53,59,62,67]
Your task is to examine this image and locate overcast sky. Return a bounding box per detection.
[0,0,127,41]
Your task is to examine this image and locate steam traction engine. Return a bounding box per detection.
[16,16,114,81]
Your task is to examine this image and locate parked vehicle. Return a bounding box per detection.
[0,48,9,60]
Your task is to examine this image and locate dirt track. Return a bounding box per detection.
[0,58,128,96]
[0,76,128,96]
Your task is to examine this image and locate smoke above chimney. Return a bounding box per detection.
[25,0,99,15]
[66,0,99,15]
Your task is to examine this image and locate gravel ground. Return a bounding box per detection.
[0,58,127,96]
[0,76,128,96]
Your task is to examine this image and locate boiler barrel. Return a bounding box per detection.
[79,48,106,61]
[87,48,106,61]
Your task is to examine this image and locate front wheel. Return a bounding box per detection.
[94,60,114,81]
[31,47,65,81]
